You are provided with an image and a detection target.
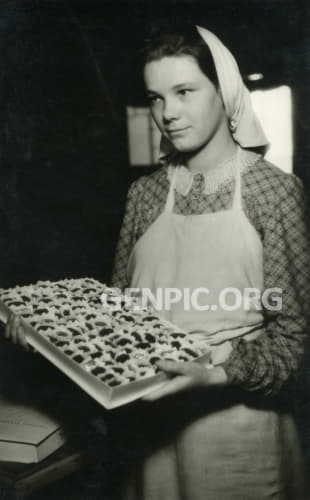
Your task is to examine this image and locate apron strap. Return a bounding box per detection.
[164,166,178,212]
[232,147,243,210]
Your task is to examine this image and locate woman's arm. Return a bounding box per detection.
[221,174,310,396]
[110,180,141,291]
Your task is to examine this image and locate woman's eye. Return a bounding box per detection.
[178,89,192,96]
[148,95,161,104]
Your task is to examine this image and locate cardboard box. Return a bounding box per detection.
[0,398,66,463]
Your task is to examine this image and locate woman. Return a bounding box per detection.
[5,22,309,500]
[109,24,309,500]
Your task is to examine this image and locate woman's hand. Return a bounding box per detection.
[4,312,29,350]
[143,360,227,401]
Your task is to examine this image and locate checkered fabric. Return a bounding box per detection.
[111,152,310,396]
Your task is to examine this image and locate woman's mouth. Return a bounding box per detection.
[167,127,190,137]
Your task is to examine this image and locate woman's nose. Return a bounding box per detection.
[163,98,180,123]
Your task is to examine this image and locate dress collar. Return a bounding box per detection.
[167,149,260,196]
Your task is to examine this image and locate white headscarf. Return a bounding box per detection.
[159,25,268,161]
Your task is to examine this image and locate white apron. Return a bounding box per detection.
[123,153,304,500]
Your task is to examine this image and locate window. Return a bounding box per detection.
[250,86,293,173]
[127,107,160,166]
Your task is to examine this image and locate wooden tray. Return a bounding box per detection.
[0,300,210,409]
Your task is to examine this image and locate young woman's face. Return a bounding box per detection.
[144,55,227,154]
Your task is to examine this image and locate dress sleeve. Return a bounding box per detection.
[110,180,141,291]
[222,174,310,396]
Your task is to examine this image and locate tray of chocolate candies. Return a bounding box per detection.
[0,278,211,409]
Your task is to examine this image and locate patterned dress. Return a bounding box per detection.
[111,150,310,397]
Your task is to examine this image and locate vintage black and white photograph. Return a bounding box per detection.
[0,0,309,498]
